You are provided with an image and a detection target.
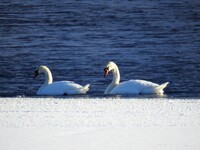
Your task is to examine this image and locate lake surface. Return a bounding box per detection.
[0,0,200,98]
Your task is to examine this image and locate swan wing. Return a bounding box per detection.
[37,81,89,95]
[110,80,161,94]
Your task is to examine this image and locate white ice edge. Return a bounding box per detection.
[0,97,200,150]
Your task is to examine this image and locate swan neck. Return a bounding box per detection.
[43,68,53,85]
[112,65,120,85]
[104,83,115,94]
[104,63,120,94]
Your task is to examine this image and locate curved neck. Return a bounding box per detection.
[104,64,120,94]
[43,68,53,85]
[112,64,120,85]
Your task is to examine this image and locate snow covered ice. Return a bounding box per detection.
[0,97,199,150]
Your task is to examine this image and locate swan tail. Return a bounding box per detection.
[155,82,169,94]
[81,84,90,93]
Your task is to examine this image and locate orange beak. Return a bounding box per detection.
[104,67,109,78]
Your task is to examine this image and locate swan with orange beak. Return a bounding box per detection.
[103,61,169,95]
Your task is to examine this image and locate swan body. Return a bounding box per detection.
[34,66,90,96]
[104,61,169,95]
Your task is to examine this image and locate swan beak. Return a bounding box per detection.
[33,70,39,79]
[104,67,109,78]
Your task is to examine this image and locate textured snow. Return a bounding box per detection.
[0,98,200,150]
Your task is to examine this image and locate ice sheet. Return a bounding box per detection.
[0,98,199,150]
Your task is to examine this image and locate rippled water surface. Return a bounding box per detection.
[0,0,200,97]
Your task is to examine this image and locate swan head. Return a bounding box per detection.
[33,65,49,78]
[104,61,117,77]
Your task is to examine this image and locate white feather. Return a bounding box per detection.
[35,66,90,96]
[104,62,169,95]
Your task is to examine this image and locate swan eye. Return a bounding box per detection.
[33,69,39,78]
[104,67,109,71]
[35,69,39,74]
[104,67,109,77]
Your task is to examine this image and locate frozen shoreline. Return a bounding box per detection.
[0,98,200,150]
[1,127,199,150]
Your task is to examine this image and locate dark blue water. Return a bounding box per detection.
[0,0,200,98]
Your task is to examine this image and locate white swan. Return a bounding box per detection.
[33,65,90,96]
[104,61,169,95]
